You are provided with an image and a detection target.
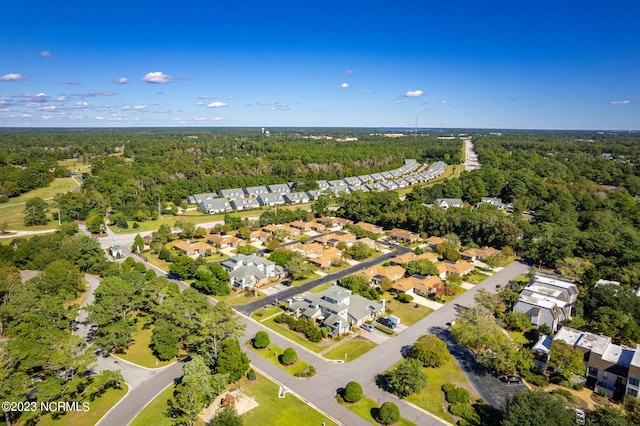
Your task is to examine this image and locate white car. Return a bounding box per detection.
[575,409,585,425]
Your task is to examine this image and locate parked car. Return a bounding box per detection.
[500,375,523,384]
[360,323,374,332]
[282,280,292,287]
[377,317,396,329]
[575,409,585,425]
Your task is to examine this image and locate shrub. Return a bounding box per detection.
[572,383,584,391]
[397,293,414,303]
[253,331,270,349]
[449,403,480,424]
[597,389,608,398]
[247,368,256,380]
[520,369,548,387]
[344,381,363,403]
[374,323,395,335]
[377,402,400,425]
[281,347,297,365]
[551,388,576,403]
[442,384,471,405]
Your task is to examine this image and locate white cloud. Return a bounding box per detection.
[53,96,68,102]
[345,70,355,75]
[113,77,129,84]
[0,73,27,81]
[39,51,52,58]
[140,71,172,84]
[74,90,115,97]
[339,82,350,89]
[361,90,374,95]
[40,106,57,111]
[121,105,147,111]
[74,101,89,108]
[609,100,631,105]
[405,90,424,98]
[207,101,227,108]
[60,80,80,85]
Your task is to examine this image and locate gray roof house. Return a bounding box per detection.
[244,186,269,197]
[219,188,245,199]
[305,190,325,200]
[369,172,384,181]
[315,180,330,190]
[357,175,373,184]
[328,179,346,187]
[343,176,361,186]
[230,197,261,211]
[283,192,310,204]
[258,193,285,206]
[221,254,284,290]
[188,193,217,204]
[287,285,386,336]
[434,198,464,208]
[267,184,291,194]
[328,186,351,196]
[199,198,232,214]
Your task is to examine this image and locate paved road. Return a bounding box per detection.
[464,138,480,171]
[235,245,411,315]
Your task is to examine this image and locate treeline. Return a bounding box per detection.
[332,132,640,284]
[0,229,121,425]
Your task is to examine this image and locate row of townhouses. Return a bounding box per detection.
[189,160,447,214]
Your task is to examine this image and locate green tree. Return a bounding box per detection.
[383,358,427,398]
[344,381,363,403]
[548,340,586,380]
[377,401,400,425]
[345,241,375,260]
[24,197,48,226]
[131,233,145,254]
[214,338,249,382]
[195,302,247,368]
[208,406,243,426]
[586,406,628,426]
[405,259,439,277]
[502,391,574,426]
[168,354,216,425]
[169,255,196,279]
[281,347,298,365]
[253,331,270,349]
[409,334,452,367]
[151,319,179,361]
[285,254,315,281]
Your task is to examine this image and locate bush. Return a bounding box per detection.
[281,347,297,365]
[442,384,471,405]
[344,381,363,403]
[597,389,608,398]
[247,368,256,380]
[377,402,400,425]
[294,365,317,378]
[273,314,324,342]
[449,403,480,424]
[253,331,270,349]
[551,388,576,403]
[572,383,584,391]
[397,293,414,303]
[520,369,548,387]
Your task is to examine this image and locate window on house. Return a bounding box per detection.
[630,377,640,387]
[588,367,598,377]
[628,388,638,397]
[603,372,608,380]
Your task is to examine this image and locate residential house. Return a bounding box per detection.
[390,251,438,266]
[287,285,385,335]
[477,197,508,209]
[219,188,245,199]
[173,241,213,257]
[257,193,285,206]
[315,231,357,248]
[315,180,330,190]
[388,228,420,243]
[317,217,354,229]
[207,234,246,249]
[305,190,325,200]
[262,224,300,238]
[354,222,383,235]
[249,230,270,243]
[369,172,384,181]
[380,181,398,191]
[230,197,261,210]
[290,221,315,232]
[532,326,640,400]
[244,186,269,197]
[460,247,501,262]
[267,183,291,194]
[307,247,343,269]
[328,179,346,187]
[343,176,361,186]
[436,260,474,279]
[221,254,284,290]
[359,265,406,287]
[513,295,566,333]
[287,241,323,257]
[328,186,350,196]
[283,192,310,204]
[391,274,445,297]
[199,198,232,214]
[188,193,217,204]
[357,175,373,184]
[426,235,447,249]
[434,198,464,208]
[109,245,124,258]
[356,237,380,252]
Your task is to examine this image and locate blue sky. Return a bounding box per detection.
[1,1,638,129]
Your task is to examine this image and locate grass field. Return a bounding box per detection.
[249,343,311,376]
[405,356,475,424]
[382,294,434,326]
[257,316,330,353]
[37,384,128,426]
[341,396,417,426]
[322,337,377,361]
[117,314,178,368]
[131,371,339,426]
[129,385,174,426]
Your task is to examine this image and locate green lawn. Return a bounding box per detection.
[322,338,377,361]
[117,315,177,368]
[309,282,334,293]
[382,294,433,326]
[249,343,311,376]
[405,357,475,424]
[130,384,174,426]
[258,316,331,353]
[251,305,284,321]
[342,396,417,426]
[37,384,128,426]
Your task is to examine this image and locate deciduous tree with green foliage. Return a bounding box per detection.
[214,338,250,382]
[502,391,574,426]
[23,197,48,226]
[409,334,452,368]
[382,358,427,398]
